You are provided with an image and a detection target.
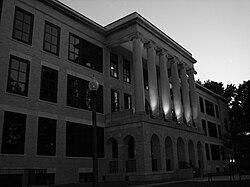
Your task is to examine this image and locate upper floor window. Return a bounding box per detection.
[43,21,60,55]
[68,33,103,73]
[1,111,26,154]
[205,100,215,116]
[199,97,204,113]
[215,105,220,118]
[67,75,103,113]
[124,93,132,109]
[110,53,118,78]
[7,55,30,96]
[12,7,34,45]
[202,119,207,136]
[205,143,210,160]
[111,89,119,112]
[40,66,58,103]
[143,68,149,90]
[208,121,217,138]
[37,117,56,156]
[0,0,3,22]
[123,59,131,83]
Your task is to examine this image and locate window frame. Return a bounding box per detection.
[7,55,30,96]
[123,59,131,83]
[1,111,26,155]
[40,66,58,103]
[43,21,60,55]
[37,117,57,156]
[110,53,118,79]
[124,93,132,109]
[12,6,34,45]
[111,89,119,112]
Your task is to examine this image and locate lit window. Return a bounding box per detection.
[110,53,118,78]
[111,89,119,112]
[124,93,132,109]
[123,59,131,83]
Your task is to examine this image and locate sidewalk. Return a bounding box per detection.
[53,174,250,187]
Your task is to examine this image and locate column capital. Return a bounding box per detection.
[179,62,188,70]
[131,31,144,42]
[144,40,157,49]
[157,48,168,57]
[170,56,179,64]
[187,68,197,75]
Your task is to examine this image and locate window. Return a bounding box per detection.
[123,59,131,83]
[0,0,3,22]
[218,125,222,138]
[43,21,60,55]
[12,7,34,45]
[208,121,217,138]
[68,33,103,73]
[111,89,119,112]
[7,55,30,96]
[110,53,118,78]
[37,117,56,156]
[205,100,215,116]
[66,122,104,157]
[40,66,58,103]
[224,118,229,131]
[215,105,220,118]
[210,144,220,160]
[205,143,210,160]
[1,111,26,154]
[202,119,207,136]
[67,75,103,113]
[143,68,149,90]
[199,97,204,113]
[124,93,132,109]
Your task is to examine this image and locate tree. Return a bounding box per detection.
[203,80,224,96]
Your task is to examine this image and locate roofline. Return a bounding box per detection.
[196,83,227,102]
[105,12,197,64]
[39,0,105,34]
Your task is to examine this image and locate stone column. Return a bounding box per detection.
[132,36,145,113]
[180,63,192,125]
[158,49,171,120]
[170,57,183,123]
[188,68,199,127]
[145,41,159,116]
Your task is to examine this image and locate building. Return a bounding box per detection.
[0,0,230,185]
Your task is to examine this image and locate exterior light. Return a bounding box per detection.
[88,75,99,187]
[88,76,99,92]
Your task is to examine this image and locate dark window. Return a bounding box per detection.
[37,117,56,156]
[205,143,210,160]
[7,55,30,96]
[208,121,217,138]
[12,7,34,45]
[66,121,104,157]
[205,100,215,116]
[67,75,103,113]
[43,21,60,55]
[202,119,207,136]
[123,59,131,83]
[215,105,220,118]
[112,140,118,159]
[143,68,148,90]
[128,137,135,159]
[221,146,225,160]
[111,89,119,112]
[224,118,228,131]
[210,144,220,160]
[110,53,118,78]
[199,97,204,113]
[0,0,3,22]
[1,111,26,154]
[40,66,58,103]
[68,33,103,73]
[218,125,222,138]
[124,93,132,109]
